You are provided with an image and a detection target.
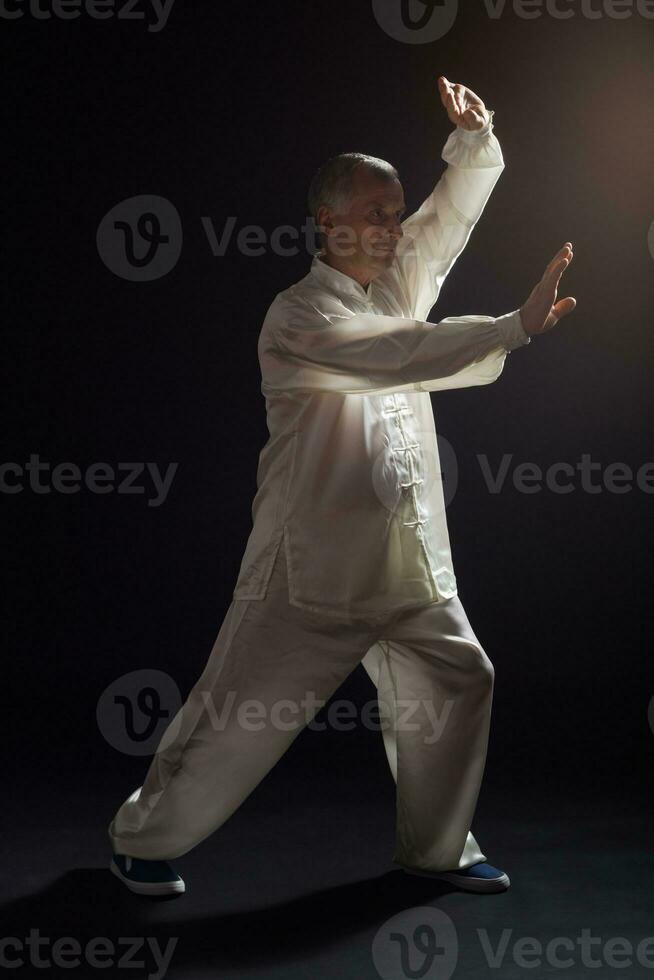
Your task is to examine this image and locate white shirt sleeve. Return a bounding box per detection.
[385,118,506,322]
[261,296,531,397]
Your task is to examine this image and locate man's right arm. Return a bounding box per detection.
[260,244,576,397]
[260,295,529,397]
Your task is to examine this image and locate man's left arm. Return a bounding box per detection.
[385,77,507,323]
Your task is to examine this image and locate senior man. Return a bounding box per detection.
[108,76,575,896]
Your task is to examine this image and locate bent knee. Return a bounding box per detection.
[465,642,495,689]
[478,650,494,689]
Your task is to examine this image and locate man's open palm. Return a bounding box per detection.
[438,76,490,131]
[520,244,577,337]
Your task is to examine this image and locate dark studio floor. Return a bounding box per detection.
[2,739,652,980]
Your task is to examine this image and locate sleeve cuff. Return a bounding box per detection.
[457,110,495,142]
[494,309,531,352]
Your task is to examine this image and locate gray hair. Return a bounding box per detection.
[307,152,399,248]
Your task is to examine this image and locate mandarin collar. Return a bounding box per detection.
[310,252,373,301]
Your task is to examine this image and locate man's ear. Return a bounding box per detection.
[316,204,334,238]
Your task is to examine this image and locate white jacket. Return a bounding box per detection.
[233,119,531,621]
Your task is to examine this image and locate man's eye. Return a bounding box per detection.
[370,209,404,220]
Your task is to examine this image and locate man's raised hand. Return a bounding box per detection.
[519,244,577,338]
[438,76,490,131]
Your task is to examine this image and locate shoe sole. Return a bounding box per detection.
[110,859,186,896]
[398,864,510,894]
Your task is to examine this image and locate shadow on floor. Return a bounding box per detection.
[0,866,466,978]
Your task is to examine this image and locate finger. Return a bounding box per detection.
[552,297,577,319]
[439,76,454,101]
[466,88,485,105]
[545,244,573,274]
[454,83,485,116]
[542,248,572,284]
[542,256,569,290]
[437,76,450,106]
[548,243,573,265]
[443,91,457,116]
[543,296,577,333]
[535,259,569,319]
[453,83,466,117]
[463,107,486,129]
[447,92,460,122]
[463,87,484,109]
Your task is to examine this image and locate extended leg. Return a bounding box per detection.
[108,548,377,861]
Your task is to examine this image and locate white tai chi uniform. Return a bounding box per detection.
[108,116,531,872]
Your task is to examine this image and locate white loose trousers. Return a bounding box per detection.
[108,543,493,872]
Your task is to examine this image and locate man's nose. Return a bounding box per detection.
[388,220,404,239]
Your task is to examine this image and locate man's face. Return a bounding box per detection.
[319,166,406,284]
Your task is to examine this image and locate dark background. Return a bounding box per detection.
[3,2,654,978]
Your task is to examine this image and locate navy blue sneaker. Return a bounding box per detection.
[110,853,185,896]
[398,860,510,893]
